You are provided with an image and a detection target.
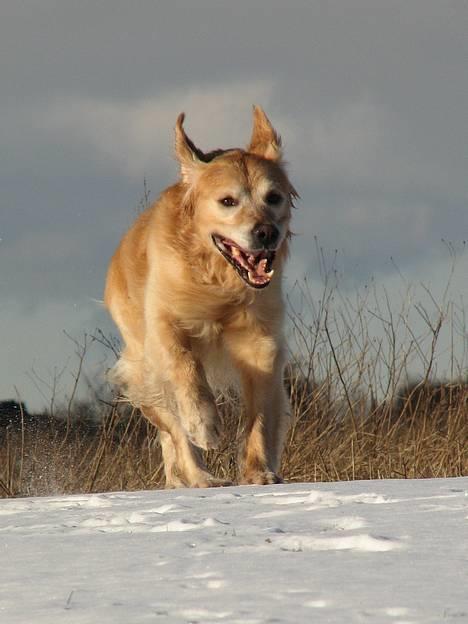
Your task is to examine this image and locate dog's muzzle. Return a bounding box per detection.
[211,234,276,289]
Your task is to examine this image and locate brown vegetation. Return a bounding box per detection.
[1,261,467,498]
[1,364,466,498]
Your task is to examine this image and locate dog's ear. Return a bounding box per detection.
[175,113,206,184]
[247,106,282,162]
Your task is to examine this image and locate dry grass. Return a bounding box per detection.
[1,370,466,499]
[1,260,467,498]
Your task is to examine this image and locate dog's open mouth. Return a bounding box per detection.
[212,234,276,289]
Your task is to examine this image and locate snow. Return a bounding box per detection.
[1,477,467,623]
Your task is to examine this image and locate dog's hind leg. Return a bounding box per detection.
[142,405,230,489]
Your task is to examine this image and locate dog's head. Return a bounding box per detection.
[174,107,297,290]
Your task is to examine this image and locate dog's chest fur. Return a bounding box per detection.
[187,320,241,393]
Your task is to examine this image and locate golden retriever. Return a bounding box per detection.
[104,106,297,488]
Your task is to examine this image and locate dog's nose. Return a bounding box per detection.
[252,223,280,249]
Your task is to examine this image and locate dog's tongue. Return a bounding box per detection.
[229,244,274,285]
[253,257,269,276]
[247,255,274,286]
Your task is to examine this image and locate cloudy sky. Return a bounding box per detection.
[1,1,467,410]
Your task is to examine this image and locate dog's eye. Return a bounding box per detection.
[265,191,282,205]
[219,196,238,207]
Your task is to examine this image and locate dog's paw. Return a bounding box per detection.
[164,475,186,489]
[241,471,283,485]
[184,399,222,450]
[189,471,232,488]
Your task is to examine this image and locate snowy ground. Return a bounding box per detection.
[1,478,467,624]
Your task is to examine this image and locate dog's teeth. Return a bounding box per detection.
[248,271,273,285]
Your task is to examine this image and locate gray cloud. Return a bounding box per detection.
[1,0,467,409]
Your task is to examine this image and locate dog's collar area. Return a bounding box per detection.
[211,234,275,289]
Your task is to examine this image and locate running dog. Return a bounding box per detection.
[104,106,297,487]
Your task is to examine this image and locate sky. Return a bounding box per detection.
[1,1,467,411]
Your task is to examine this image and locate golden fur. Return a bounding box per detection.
[104,106,297,487]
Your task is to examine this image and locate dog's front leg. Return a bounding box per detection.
[145,314,221,450]
[225,330,291,485]
[240,371,291,485]
[142,409,229,489]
